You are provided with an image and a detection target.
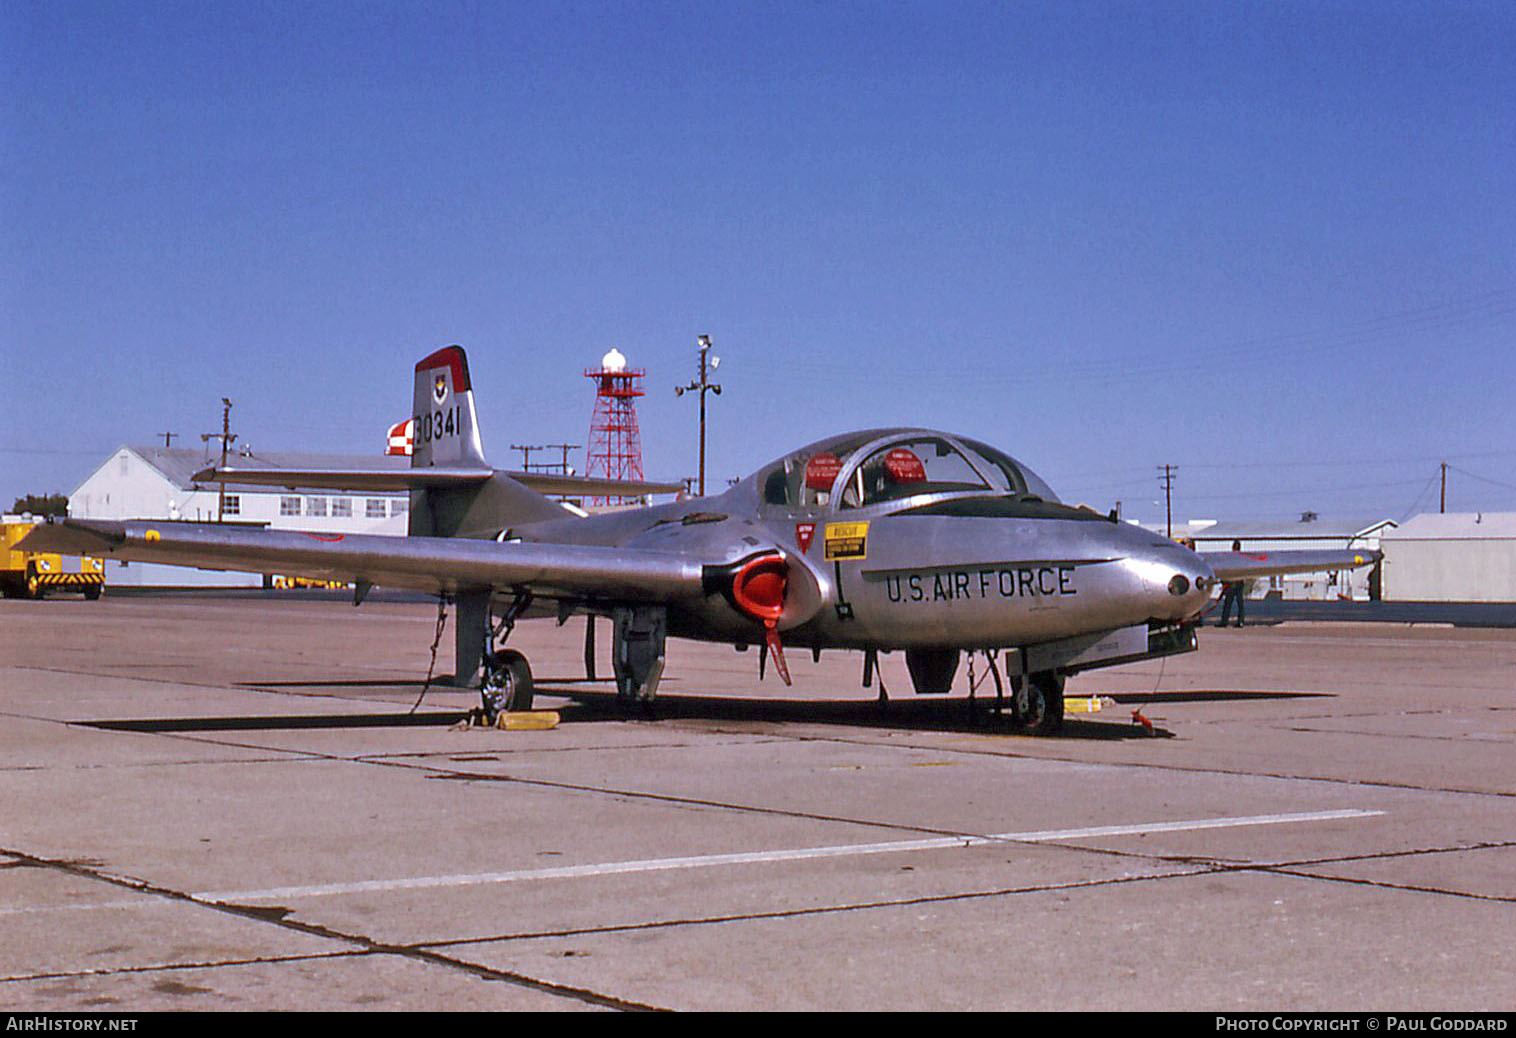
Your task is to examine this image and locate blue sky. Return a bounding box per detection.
[4,1,1513,524]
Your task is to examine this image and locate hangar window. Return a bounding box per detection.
[306,496,328,517]
[280,496,301,517]
[331,498,352,518]
[366,498,387,519]
[222,495,240,517]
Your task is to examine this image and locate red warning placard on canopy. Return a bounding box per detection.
[883,448,926,483]
[804,452,843,491]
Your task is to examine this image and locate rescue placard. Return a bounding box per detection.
[824,521,869,561]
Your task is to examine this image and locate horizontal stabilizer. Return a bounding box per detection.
[193,464,682,498]
[1201,549,1380,582]
[192,465,491,491]
[508,472,685,497]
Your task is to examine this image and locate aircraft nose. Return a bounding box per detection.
[1134,548,1215,619]
[1170,556,1217,615]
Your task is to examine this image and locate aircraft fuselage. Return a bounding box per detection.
[520,428,1215,654]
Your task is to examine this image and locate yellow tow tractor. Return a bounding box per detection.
[1,518,105,599]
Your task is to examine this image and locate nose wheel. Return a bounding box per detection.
[1011,671,1065,735]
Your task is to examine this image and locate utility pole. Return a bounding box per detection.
[1440,462,1447,514]
[1158,464,1177,539]
[160,432,177,448]
[675,334,722,496]
[201,398,236,523]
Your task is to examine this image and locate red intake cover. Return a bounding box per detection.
[731,554,788,623]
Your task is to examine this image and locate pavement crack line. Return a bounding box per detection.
[4,949,366,986]
[0,846,667,1012]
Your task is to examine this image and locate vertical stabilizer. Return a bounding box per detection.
[412,345,488,470]
[406,345,566,538]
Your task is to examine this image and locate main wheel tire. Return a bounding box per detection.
[481,649,534,716]
[1013,671,1065,736]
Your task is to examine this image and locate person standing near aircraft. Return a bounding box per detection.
[1218,540,1246,627]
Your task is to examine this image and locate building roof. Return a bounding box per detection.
[1383,512,1516,540]
[117,446,408,496]
[1153,518,1396,542]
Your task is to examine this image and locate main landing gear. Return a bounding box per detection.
[611,605,667,713]
[476,588,535,724]
[480,648,534,718]
[471,593,669,724]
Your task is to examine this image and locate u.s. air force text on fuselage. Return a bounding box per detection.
[874,564,1079,604]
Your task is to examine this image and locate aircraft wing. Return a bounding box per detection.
[1200,549,1380,582]
[17,518,704,601]
[194,464,683,497]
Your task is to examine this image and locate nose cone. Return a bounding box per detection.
[1124,535,1216,621]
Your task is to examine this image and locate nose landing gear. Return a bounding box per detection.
[1011,670,1065,736]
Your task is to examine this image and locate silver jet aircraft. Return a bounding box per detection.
[23,346,1377,734]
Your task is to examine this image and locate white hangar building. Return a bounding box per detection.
[1379,513,1516,603]
[70,446,409,587]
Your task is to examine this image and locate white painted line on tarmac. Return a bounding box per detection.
[0,898,169,917]
[193,809,1384,904]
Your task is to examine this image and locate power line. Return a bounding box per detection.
[1445,464,1516,494]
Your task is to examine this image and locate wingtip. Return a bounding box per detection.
[14,518,127,554]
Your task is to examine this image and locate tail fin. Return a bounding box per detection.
[407,345,567,538]
[412,346,488,470]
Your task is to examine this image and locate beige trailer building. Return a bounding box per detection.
[1380,513,1516,603]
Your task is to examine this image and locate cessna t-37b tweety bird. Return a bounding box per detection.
[23,346,1378,734]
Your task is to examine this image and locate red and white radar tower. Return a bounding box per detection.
[584,348,646,506]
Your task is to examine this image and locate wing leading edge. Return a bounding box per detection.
[17,518,705,602]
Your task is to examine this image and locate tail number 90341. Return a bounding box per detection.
[415,406,459,444]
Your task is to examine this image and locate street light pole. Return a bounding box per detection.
[675,334,721,496]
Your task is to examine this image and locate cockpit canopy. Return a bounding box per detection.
[758,429,1061,513]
